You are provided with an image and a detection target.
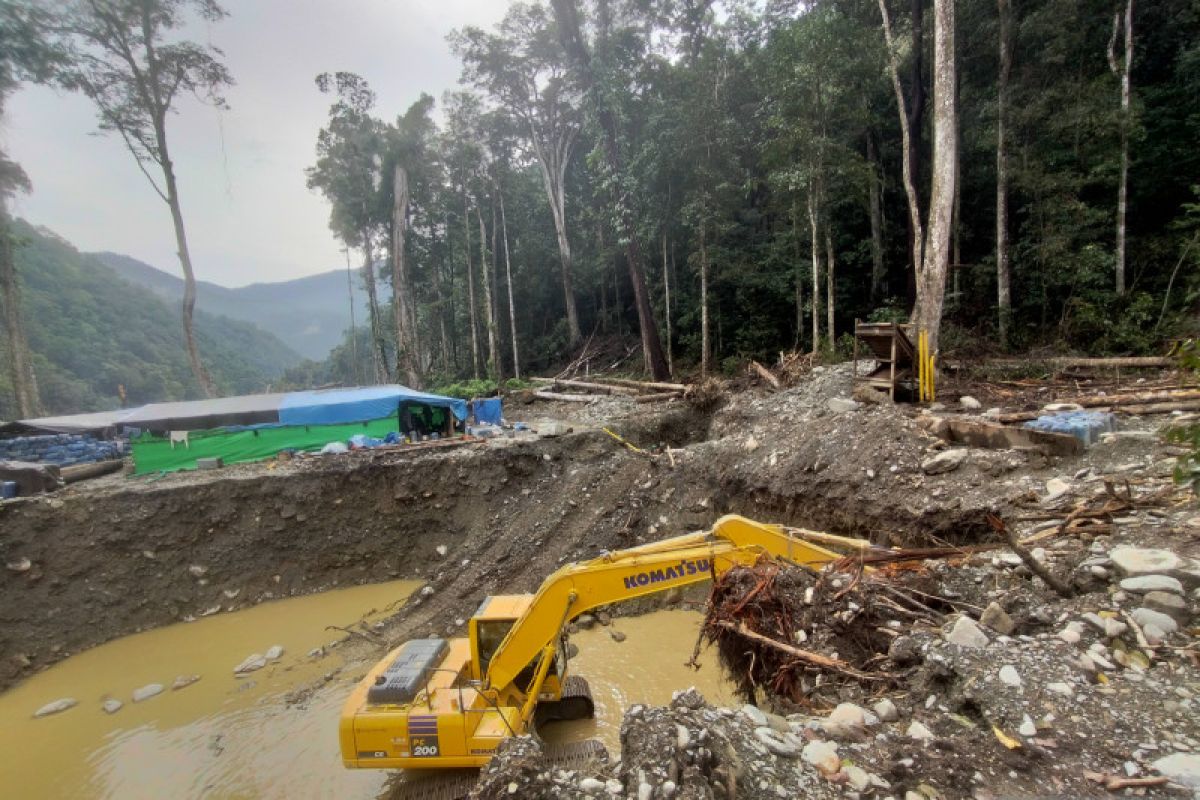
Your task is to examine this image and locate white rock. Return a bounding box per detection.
[1119,575,1184,594]
[605,779,622,795]
[1018,714,1037,736]
[1047,682,1074,697]
[960,395,982,410]
[873,698,899,722]
[756,726,800,757]
[741,703,768,727]
[132,683,164,702]
[945,615,990,648]
[822,703,867,739]
[980,602,1016,635]
[33,698,77,718]
[234,653,267,674]
[907,721,935,741]
[676,724,691,749]
[801,739,840,773]
[1058,628,1081,645]
[827,398,859,413]
[845,765,872,790]
[579,777,605,792]
[1143,624,1167,645]
[1109,546,1183,576]
[637,784,653,800]
[1132,607,1178,636]
[102,699,123,714]
[999,665,1022,688]
[435,545,448,557]
[922,449,968,475]
[171,674,201,690]
[1153,752,1200,789]
[1044,478,1071,502]
[661,781,677,798]
[265,645,285,661]
[188,564,207,577]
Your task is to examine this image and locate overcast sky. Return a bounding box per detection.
[2,0,508,288]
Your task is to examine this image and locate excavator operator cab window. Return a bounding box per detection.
[475,618,516,679]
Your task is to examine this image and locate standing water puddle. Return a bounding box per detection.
[0,579,419,799]
[544,609,738,754]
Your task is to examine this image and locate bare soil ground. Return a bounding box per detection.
[2,362,1197,798]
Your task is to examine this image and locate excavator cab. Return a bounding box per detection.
[468,596,586,718]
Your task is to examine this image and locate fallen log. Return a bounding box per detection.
[591,376,688,393]
[533,390,597,403]
[530,377,639,396]
[749,360,782,390]
[997,389,1200,422]
[60,459,124,484]
[1112,399,1200,415]
[987,356,1173,369]
[632,392,682,403]
[989,514,1074,598]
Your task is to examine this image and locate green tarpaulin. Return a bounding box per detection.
[131,415,404,474]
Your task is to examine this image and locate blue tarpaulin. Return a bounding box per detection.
[471,398,503,426]
[279,385,467,426]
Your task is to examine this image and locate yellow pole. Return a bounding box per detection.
[930,351,936,402]
[918,330,926,402]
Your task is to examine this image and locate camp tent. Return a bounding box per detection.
[0,409,134,439]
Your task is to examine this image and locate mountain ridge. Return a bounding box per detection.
[91,251,382,360]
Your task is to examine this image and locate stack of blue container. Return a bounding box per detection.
[0,434,128,466]
[1024,410,1116,447]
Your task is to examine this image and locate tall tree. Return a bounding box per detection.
[0,0,58,417]
[307,72,391,381]
[1108,0,1134,294]
[53,0,233,397]
[550,0,671,381]
[454,2,585,346]
[995,0,1013,344]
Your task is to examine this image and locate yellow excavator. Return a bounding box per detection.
[338,514,862,791]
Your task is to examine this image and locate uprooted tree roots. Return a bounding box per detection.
[697,559,953,709]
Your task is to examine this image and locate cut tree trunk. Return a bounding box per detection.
[662,232,672,377]
[531,377,639,396]
[534,390,597,403]
[593,377,689,393]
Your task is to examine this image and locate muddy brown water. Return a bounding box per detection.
[1,591,733,799]
[0,580,420,799]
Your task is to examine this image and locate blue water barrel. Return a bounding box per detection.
[1,481,18,499]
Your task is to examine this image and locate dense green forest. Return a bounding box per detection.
[296,0,1199,389]
[0,220,301,418]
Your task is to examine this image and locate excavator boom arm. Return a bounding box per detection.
[483,515,845,693]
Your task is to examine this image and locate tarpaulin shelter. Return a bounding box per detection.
[128,385,467,474]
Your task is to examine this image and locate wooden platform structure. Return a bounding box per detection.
[852,320,917,401]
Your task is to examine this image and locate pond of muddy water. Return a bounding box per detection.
[2,592,733,799]
[0,580,419,799]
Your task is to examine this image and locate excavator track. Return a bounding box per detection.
[536,675,596,725]
[386,741,609,800]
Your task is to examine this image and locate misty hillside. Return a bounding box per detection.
[92,252,385,360]
[0,221,303,417]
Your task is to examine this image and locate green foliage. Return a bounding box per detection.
[428,377,533,399]
[1167,339,1200,493]
[0,221,300,418]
